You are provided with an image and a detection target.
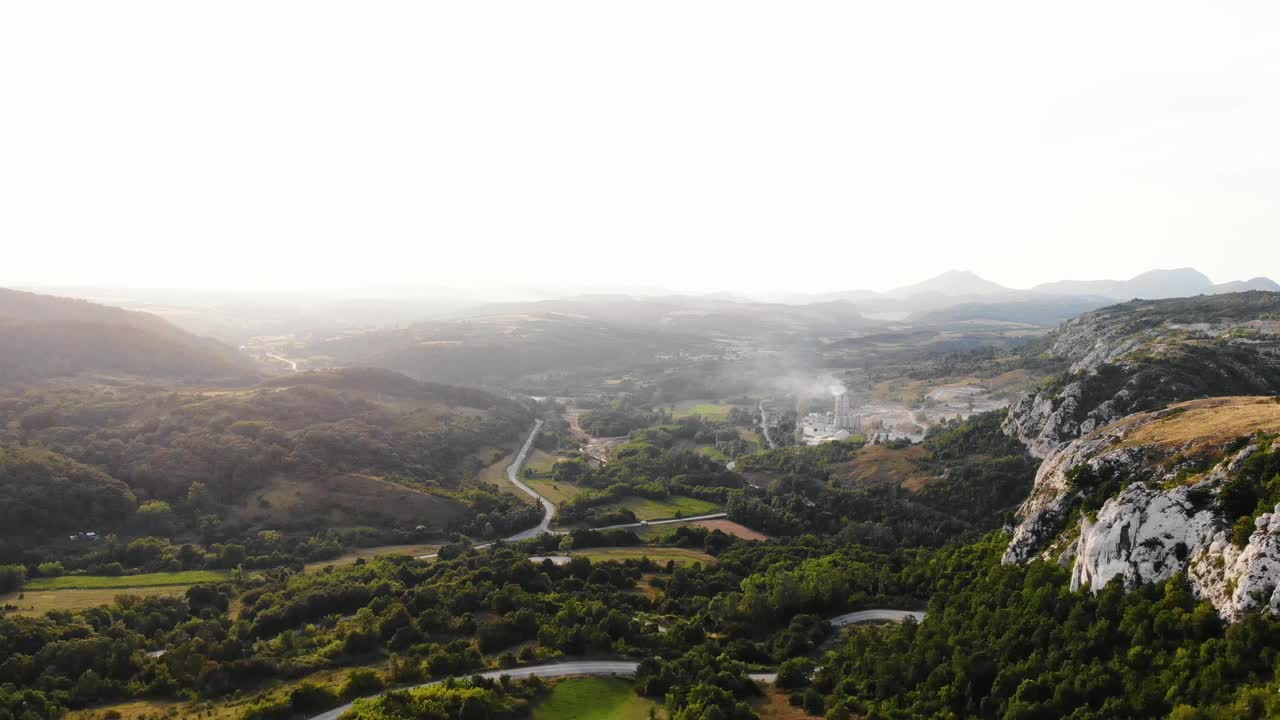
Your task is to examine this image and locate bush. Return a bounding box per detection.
[340,668,385,700]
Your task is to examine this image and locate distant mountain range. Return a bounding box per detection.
[773,268,1278,326]
[1030,268,1280,300]
[795,268,1277,304]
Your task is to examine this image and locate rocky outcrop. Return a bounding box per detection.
[1005,397,1280,622]
[1003,292,1280,457]
[1001,411,1158,565]
[1189,516,1280,622]
[1070,482,1217,592]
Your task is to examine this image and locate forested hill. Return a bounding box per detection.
[0,287,253,384]
[0,368,537,549]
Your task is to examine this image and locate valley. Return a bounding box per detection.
[5,282,1280,720]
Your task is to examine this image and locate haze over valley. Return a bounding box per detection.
[8,2,1280,719]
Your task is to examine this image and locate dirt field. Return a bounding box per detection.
[753,690,820,720]
[691,519,769,540]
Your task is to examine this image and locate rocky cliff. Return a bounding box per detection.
[1004,292,1280,458]
[1003,396,1280,621]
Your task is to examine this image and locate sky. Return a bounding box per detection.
[2,2,1278,297]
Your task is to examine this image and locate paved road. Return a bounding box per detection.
[503,420,552,541]
[589,513,728,532]
[758,401,777,450]
[265,353,298,372]
[308,661,779,719]
[305,609,923,719]
[830,609,926,626]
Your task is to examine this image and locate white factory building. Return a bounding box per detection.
[801,392,863,444]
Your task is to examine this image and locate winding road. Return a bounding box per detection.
[502,420,552,541]
[312,425,927,720]
[758,401,777,450]
[307,609,925,720]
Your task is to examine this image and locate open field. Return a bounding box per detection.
[234,473,466,530]
[694,444,730,463]
[614,495,720,520]
[635,518,769,541]
[526,449,569,476]
[305,544,441,571]
[830,444,932,492]
[64,666,363,720]
[1118,396,1280,454]
[26,570,228,591]
[671,402,735,420]
[572,547,717,567]
[2,585,195,617]
[684,518,768,540]
[533,678,663,720]
[479,450,522,495]
[527,478,587,506]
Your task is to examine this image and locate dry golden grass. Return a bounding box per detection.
[691,519,770,540]
[572,546,718,567]
[831,444,931,492]
[753,690,822,720]
[234,473,466,530]
[2,585,193,617]
[1117,397,1280,454]
[636,518,769,541]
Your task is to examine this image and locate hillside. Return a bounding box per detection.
[1004,396,1280,622]
[0,368,535,546]
[0,445,137,538]
[1005,291,1280,457]
[0,288,252,384]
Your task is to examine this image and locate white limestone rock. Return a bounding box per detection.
[1189,515,1280,623]
[1070,482,1218,592]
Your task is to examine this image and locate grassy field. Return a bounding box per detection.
[305,544,441,571]
[614,495,720,520]
[572,547,717,567]
[479,450,522,496]
[526,449,569,476]
[636,518,769,541]
[527,478,587,506]
[671,402,734,420]
[694,444,730,463]
[26,570,228,591]
[533,678,663,720]
[64,666,364,720]
[1,585,196,617]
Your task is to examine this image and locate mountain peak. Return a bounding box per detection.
[887,270,1010,298]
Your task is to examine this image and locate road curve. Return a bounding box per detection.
[306,610,925,719]
[588,513,728,532]
[308,661,777,720]
[830,609,925,626]
[502,420,552,541]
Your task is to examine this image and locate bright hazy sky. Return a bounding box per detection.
[2,2,1277,296]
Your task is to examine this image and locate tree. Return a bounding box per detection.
[0,564,26,593]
